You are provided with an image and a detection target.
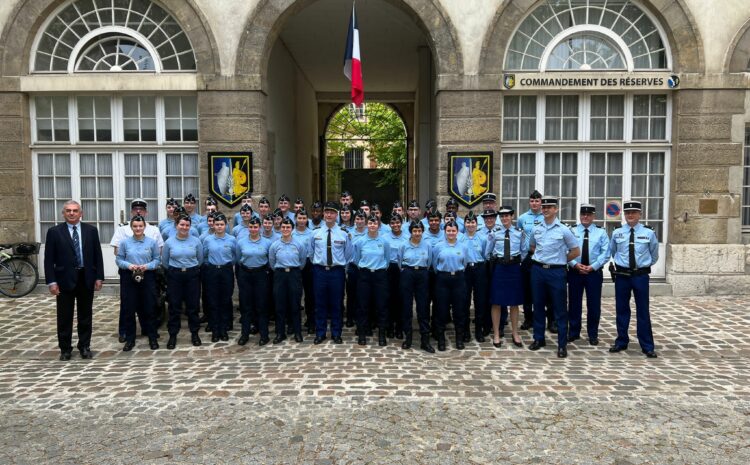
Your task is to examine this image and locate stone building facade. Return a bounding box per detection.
[0,0,749,294]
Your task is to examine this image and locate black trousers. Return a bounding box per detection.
[386,263,402,333]
[166,267,201,335]
[357,269,387,333]
[435,271,467,340]
[119,270,157,342]
[204,265,235,334]
[56,269,93,352]
[274,268,303,337]
[464,262,488,336]
[400,267,430,337]
[302,260,315,328]
[238,266,270,338]
[345,264,359,324]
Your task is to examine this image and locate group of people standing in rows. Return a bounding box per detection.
[45,189,660,361]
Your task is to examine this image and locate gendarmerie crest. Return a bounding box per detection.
[448,152,493,208]
[208,152,252,208]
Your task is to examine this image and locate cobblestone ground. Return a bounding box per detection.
[0,293,748,464]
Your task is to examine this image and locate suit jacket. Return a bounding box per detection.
[44,222,105,291]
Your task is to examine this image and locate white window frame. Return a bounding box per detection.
[743,126,750,232]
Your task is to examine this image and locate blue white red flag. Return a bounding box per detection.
[343,3,364,106]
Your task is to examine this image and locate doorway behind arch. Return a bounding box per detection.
[265,0,437,206]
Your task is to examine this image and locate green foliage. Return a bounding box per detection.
[325,103,407,189]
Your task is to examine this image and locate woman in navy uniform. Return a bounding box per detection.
[162,214,203,349]
[202,213,237,342]
[399,220,434,353]
[236,217,272,346]
[116,215,161,351]
[353,215,391,346]
[268,218,306,343]
[431,221,470,351]
[486,206,528,348]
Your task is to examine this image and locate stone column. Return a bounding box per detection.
[0,92,34,243]
[669,88,748,294]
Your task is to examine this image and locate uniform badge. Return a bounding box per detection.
[448,152,493,208]
[208,152,252,208]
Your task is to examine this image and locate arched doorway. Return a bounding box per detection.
[324,103,408,208]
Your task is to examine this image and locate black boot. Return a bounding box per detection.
[420,335,435,353]
[167,334,177,350]
[401,333,412,350]
[378,329,387,347]
[455,334,465,350]
[437,334,447,352]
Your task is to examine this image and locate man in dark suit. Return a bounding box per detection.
[44,200,104,360]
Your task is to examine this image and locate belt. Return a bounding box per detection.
[362,268,386,273]
[275,267,297,273]
[532,261,566,269]
[75,267,85,271]
[315,264,344,271]
[209,263,233,269]
[467,261,485,268]
[437,270,464,276]
[168,266,199,272]
[402,265,426,270]
[241,264,268,272]
[494,255,521,265]
[615,265,651,276]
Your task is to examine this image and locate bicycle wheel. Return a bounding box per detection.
[0,258,39,298]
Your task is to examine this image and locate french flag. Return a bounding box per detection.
[343,3,364,106]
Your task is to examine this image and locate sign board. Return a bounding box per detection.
[503,72,680,91]
[605,200,622,220]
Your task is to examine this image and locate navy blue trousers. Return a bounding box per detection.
[204,265,235,334]
[387,263,402,333]
[119,270,157,342]
[531,265,568,347]
[464,262,488,336]
[302,260,315,328]
[435,271,467,340]
[357,268,387,333]
[567,269,603,340]
[166,267,201,336]
[345,264,359,324]
[274,268,302,337]
[313,265,345,338]
[614,273,655,352]
[238,266,270,338]
[400,268,430,337]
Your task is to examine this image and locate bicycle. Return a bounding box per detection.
[0,242,40,298]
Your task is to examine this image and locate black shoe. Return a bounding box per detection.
[475,334,486,343]
[402,339,412,350]
[345,319,355,328]
[313,336,325,345]
[528,340,546,351]
[191,333,202,346]
[79,347,93,359]
[386,329,394,339]
[568,335,580,343]
[258,337,270,346]
[294,333,304,343]
[220,333,229,342]
[548,325,558,334]
[589,338,599,346]
[333,336,343,344]
[118,335,126,343]
[420,341,435,353]
[557,347,568,358]
[248,326,259,335]
[211,333,220,343]
[378,330,387,347]
[520,321,532,330]
[513,337,523,348]
[492,340,502,348]
[608,345,627,353]
[395,331,403,340]
[167,335,177,349]
[238,334,250,346]
[358,336,367,346]
[456,339,465,350]
[273,335,286,344]
[437,339,447,352]
[643,350,658,358]
[149,338,159,350]
[122,341,135,352]
[59,351,72,361]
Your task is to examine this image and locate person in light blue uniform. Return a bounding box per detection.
[486,206,528,348]
[236,217,272,346]
[162,214,204,349]
[419,199,437,230]
[293,209,316,334]
[444,198,465,232]
[353,215,391,346]
[199,212,216,241]
[345,210,368,330]
[310,201,353,344]
[233,193,259,228]
[183,193,202,225]
[399,221,434,353]
[268,218,306,344]
[202,213,237,343]
[517,190,545,330]
[116,215,161,351]
[371,204,391,236]
[309,201,324,230]
[609,200,659,358]
[277,194,296,222]
[431,221,470,351]
[423,209,444,337]
[385,213,409,340]
[479,208,500,334]
[232,204,254,238]
[159,198,179,235]
[461,211,488,343]
[339,205,355,229]
[261,214,281,243]
[442,211,465,234]
[528,198,580,358]
[567,204,610,346]
[197,197,218,232]
[198,211,216,329]
[405,200,422,225]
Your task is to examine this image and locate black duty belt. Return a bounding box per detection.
[494,256,521,265]
[314,264,344,271]
[208,263,233,269]
[437,270,464,276]
[275,267,298,273]
[168,266,199,272]
[241,264,268,272]
[615,265,651,276]
[532,261,566,269]
[467,261,485,268]
[402,265,426,270]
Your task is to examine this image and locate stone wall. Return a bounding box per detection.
[0,91,33,243]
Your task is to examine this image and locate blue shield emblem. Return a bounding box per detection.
[208,152,252,208]
[448,152,493,208]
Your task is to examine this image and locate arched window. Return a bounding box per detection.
[33,0,196,73]
[505,0,669,71]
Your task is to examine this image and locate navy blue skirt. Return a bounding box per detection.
[490,263,524,306]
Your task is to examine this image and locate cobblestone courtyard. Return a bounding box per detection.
[0,293,748,464]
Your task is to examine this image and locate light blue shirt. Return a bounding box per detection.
[232,224,248,239]
[530,218,579,266]
[310,224,352,267]
[399,239,431,268]
[261,230,281,243]
[162,235,203,269]
[236,235,271,268]
[431,240,469,272]
[233,211,259,227]
[189,212,202,225]
[423,228,445,248]
[348,227,368,263]
[158,218,172,234]
[293,228,315,259]
[610,223,658,269]
[568,223,610,271]
[199,230,214,241]
[202,234,237,265]
[66,222,84,266]
[353,234,391,270]
[441,217,465,233]
[115,236,160,270]
[517,209,544,243]
[384,231,410,263]
[378,223,392,236]
[268,238,307,269]
[161,222,200,241]
[461,232,488,263]
[197,221,212,236]
[486,225,528,258]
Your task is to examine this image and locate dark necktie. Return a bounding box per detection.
[503,229,510,260]
[628,227,636,270]
[326,228,333,266]
[72,225,82,267]
[581,228,589,266]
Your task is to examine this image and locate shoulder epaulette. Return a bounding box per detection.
[644,224,654,230]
